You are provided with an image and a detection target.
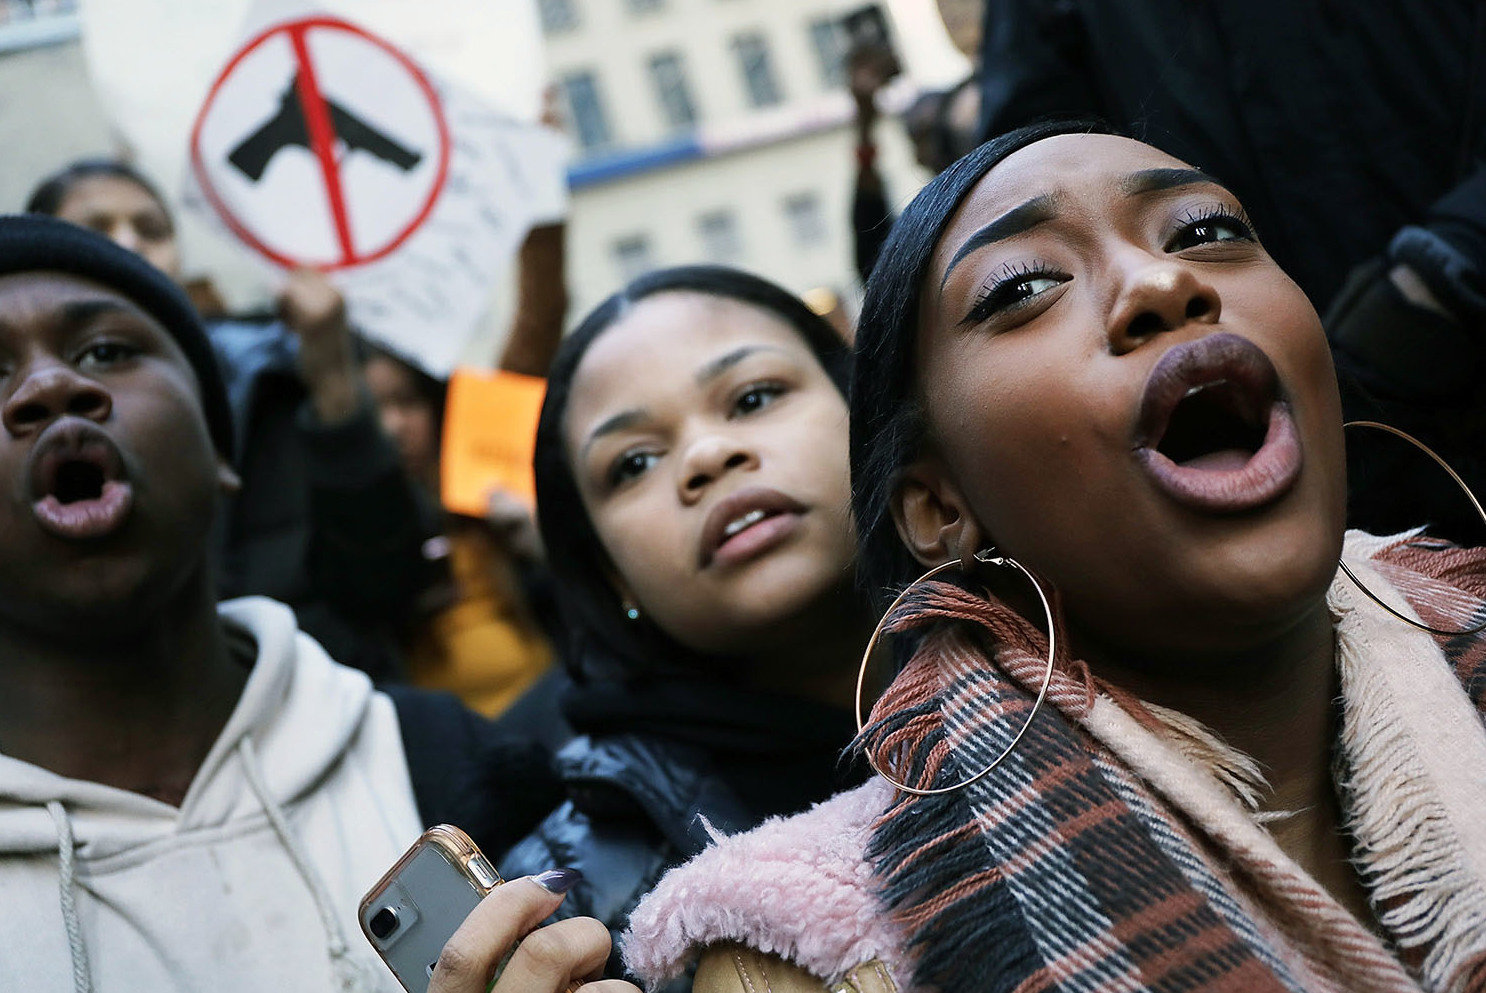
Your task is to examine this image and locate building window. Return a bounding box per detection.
[0,0,76,23]
[697,210,742,264]
[732,32,783,108]
[560,71,613,151]
[807,18,848,88]
[536,0,579,33]
[783,192,827,248]
[648,52,698,130]
[0,0,79,51]
[626,0,664,12]
[613,234,656,282]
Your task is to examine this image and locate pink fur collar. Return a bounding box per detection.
[622,777,914,989]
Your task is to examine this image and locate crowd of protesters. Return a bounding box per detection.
[2,2,1485,993]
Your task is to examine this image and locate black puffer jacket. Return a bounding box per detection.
[498,675,863,990]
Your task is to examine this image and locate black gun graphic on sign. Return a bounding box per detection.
[228,74,423,182]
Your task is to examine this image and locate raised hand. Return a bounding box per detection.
[280,268,359,424]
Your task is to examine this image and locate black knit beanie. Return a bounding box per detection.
[0,214,233,460]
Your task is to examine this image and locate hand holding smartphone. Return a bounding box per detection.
[360,825,627,993]
[360,825,502,992]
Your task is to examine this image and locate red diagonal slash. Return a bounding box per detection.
[190,15,451,272]
[287,24,356,264]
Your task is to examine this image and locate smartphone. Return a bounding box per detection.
[360,825,503,993]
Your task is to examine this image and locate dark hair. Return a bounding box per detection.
[358,338,449,445]
[850,119,1115,604]
[534,264,851,682]
[26,160,171,222]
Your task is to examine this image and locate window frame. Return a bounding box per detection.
[560,69,614,152]
[782,191,828,249]
[730,31,784,109]
[647,50,699,131]
[612,232,656,282]
[696,208,743,263]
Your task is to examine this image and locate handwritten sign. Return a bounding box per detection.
[440,368,548,516]
[332,98,568,374]
[177,2,569,375]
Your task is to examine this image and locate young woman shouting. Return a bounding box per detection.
[625,124,1486,993]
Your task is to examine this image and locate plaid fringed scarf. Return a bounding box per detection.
[860,532,1486,993]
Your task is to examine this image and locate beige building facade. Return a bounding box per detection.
[545,0,948,316]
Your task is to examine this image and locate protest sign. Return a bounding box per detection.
[440,368,548,516]
[191,16,452,271]
[185,8,568,374]
[882,0,974,87]
[81,0,547,192]
[83,0,564,374]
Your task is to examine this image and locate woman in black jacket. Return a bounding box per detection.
[500,267,870,988]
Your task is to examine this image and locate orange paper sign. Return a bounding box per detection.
[440,367,547,516]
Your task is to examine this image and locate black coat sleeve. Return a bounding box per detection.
[298,399,441,620]
[385,684,565,860]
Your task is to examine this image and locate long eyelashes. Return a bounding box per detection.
[1168,204,1259,248]
[964,260,1067,325]
[1175,202,1257,232]
[961,202,1258,327]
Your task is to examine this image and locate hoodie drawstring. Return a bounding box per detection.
[46,801,94,993]
[238,737,377,993]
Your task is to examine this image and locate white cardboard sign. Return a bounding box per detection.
[180,9,567,375]
[82,0,562,374]
[192,16,451,270]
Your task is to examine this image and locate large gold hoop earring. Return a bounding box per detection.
[1341,420,1486,636]
[855,548,1057,796]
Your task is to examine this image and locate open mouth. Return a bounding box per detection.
[27,419,135,541]
[53,459,109,503]
[1155,379,1269,471]
[700,486,807,568]
[1134,333,1302,514]
[723,507,776,538]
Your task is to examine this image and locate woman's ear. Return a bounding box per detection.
[603,564,641,618]
[891,457,986,569]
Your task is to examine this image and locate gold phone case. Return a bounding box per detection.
[359,825,503,993]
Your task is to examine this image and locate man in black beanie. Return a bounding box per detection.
[0,216,561,992]
[29,159,436,681]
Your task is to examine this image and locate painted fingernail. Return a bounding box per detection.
[533,867,582,894]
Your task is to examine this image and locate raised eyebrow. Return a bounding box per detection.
[1120,167,1226,197]
[60,298,140,327]
[581,408,647,460]
[0,296,145,343]
[693,344,789,386]
[940,194,1061,290]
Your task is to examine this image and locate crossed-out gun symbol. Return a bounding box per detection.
[228,73,423,182]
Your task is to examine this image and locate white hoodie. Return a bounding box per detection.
[0,597,424,993]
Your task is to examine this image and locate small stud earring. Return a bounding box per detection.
[624,605,641,621]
